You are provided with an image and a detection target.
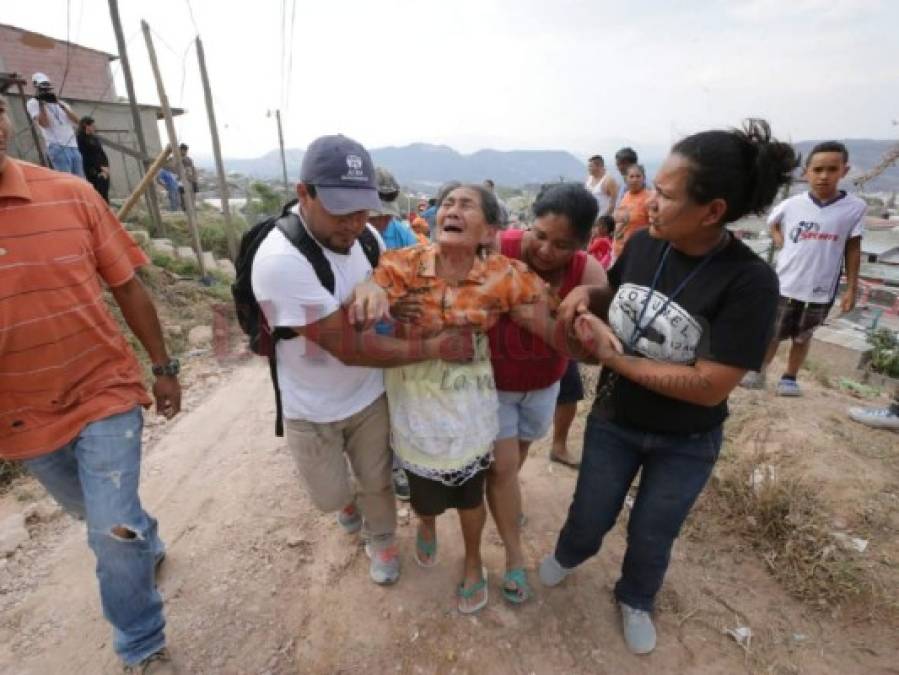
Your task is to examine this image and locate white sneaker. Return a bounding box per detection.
[619,602,656,655]
[848,405,899,430]
[538,553,573,587]
[740,371,766,390]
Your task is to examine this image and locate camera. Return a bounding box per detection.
[36,84,57,104]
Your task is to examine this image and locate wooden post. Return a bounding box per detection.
[196,36,238,260]
[109,0,164,233]
[141,20,207,278]
[117,144,172,220]
[14,79,48,166]
[275,109,290,198]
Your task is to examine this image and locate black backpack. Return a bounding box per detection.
[231,200,380,435]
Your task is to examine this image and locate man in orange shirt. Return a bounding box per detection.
[0,95,180,674]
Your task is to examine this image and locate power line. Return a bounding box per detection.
[183,0,200,35]
[279,0,287,110]
[285,0,297,111]
[57,0,73,96]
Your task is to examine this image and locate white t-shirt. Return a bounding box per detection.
[768,191,866,304]
[26,98,78,148]
[251,213,386,423]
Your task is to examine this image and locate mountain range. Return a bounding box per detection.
[198,139,899,192]
[200,143,588,188]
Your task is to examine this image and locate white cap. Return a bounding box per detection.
[32,72,50,86]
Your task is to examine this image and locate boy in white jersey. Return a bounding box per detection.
[742,141,864,396]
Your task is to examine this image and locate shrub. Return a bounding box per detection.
[867,328,899,378]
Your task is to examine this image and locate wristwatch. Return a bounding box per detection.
[151,359,180,377]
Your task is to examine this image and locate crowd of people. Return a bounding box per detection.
[1,84,897,673]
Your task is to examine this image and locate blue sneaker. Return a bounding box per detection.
[776,378,802,397]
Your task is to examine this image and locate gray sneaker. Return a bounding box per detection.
[337,504,362,534]
[123,648,176,674]
[365,542,401,585]
[538,553,573,587]
[740,371,766,390]
[619,602,656,655]
[849,405,899,430]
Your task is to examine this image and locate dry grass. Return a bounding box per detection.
[0,459,24,492]
[697,441,896,621]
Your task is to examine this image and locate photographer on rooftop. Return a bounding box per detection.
[26,72,84,178]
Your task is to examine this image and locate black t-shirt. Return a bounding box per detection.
[595,229,779,433]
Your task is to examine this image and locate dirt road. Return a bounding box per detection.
[0,360,896,674]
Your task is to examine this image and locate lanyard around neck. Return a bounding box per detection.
[628,235,728,350]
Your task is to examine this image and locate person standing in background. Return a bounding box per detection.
[26,73,84,178]
[612,164,652,261]
[77,116,110,203]
[178,143,199,210]
[585,155,618,218]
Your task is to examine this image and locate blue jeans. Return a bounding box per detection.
[554,414,722,611]
[47,143,85,178]
[23,407,166,665]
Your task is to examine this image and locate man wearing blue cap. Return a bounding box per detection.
[251,135,473,585]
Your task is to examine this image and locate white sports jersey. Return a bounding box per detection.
[768,191,865,304]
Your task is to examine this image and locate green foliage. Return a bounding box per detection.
[150,252,200,277]
[867,328,899,378]
[198,213,246,260]
[244,182,283,222]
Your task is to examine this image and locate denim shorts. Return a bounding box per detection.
[496,381,561,441]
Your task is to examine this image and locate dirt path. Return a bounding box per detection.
[0,360,896,675]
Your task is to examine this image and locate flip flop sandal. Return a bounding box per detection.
[415,529,438,568]
[550,454,581,469]
[457,569,488,615]
[502,567,532,605]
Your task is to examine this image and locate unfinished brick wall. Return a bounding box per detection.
[0,24,116,101]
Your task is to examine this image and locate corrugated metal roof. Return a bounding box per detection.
[862,229,899,256]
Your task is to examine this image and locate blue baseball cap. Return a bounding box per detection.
[300,134,381,215]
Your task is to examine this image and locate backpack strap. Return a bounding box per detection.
[277,213,336,294]
[357,226,381,270]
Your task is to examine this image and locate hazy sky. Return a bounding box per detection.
[4,0,898,161]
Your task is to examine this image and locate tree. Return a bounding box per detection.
[244,181,283,221]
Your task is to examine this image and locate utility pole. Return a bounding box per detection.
[141,20,207,278]
[108,0,163,233]
[196,35,238,260]
[275,109,290,198]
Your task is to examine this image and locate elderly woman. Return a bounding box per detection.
[351,185,614,613]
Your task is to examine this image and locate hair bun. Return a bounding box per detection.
[741,119,799,215]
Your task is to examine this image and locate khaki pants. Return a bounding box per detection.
[284,395,396,545]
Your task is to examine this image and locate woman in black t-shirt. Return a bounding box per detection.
[77,116,110,203]
[538,120,797,655]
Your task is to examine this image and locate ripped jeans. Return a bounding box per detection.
[23,406,166,666]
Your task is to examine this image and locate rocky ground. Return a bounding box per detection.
[0,355,896,674]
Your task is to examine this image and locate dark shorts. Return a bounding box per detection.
[774,296,832,344]
[557,360,584,404]
[405,468,487,517]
